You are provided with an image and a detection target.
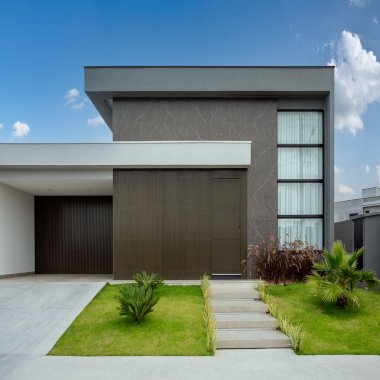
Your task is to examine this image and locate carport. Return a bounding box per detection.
[0,142,250,279]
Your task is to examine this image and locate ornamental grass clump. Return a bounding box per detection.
[258,283,304,352]
[307,240,379,308]
[117,271,162,323]
[201,274,217,354]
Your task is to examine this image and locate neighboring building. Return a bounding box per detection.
[335,213,380,277]
[334,187,380,222]
[0,66,334,279]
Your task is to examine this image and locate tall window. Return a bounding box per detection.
[277,111,323,248]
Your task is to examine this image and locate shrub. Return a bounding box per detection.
[133,271,163,291]
[201,275,217,354]
[244,236,322,284]
[117,284,159,323]
[307,240,379,307]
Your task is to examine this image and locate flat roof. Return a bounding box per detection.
[84,66,334,128]
[351,211,380,221]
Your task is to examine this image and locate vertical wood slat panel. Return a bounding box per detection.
[113,169,247,280]
[35,196,113,274]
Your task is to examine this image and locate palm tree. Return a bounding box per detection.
[307,240,379,307]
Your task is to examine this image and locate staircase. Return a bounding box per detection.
[210,281,291,349]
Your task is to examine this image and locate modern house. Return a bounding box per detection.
[0,66,334,279]
[335,187,380,222]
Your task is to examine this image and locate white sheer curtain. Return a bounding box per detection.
[278,112,323,144]
[278,218,323,248]
[278,183,323,215]
[278,148,323,180]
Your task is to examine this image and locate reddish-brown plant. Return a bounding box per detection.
[244,237,322,283]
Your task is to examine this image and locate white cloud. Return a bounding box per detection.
[64,88,80,105]
[290,24,301,40]
[71,102,84,110]
[349,0,366,7]
[374,16,379,24]
[334,165,344,174]
[12,121,30,137]
[365,164,370,173]
[87,115,106,127]
[329,31,380,135]
[337,184,356,195]
[64,88,86,110]
[0,123,3,130]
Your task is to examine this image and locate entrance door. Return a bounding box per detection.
[211,178,242,275]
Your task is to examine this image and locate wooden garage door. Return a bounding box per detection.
[113,170,246,279]
[35,196,113,274]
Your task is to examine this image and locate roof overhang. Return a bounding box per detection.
[84,66,335,129]
[0,141,251,169]
[0,141,251,195]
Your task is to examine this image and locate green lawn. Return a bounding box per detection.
[266,283,380,355]
[50,284,210,356]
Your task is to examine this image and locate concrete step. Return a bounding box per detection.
[216,329,292,349]
[214,312,278,329]
[210,281,260,291]
[210,290,260,300]
[211,299,268,313]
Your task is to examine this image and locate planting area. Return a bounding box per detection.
[50,284,210,356]
[266,283,380,355]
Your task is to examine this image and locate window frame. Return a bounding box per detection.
[277,110,324,248]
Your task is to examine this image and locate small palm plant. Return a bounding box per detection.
[307,240,379,307]
[117,284,159,323]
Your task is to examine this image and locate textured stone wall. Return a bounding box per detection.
[112,98,277,245]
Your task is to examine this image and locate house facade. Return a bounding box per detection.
[0,67,334,279]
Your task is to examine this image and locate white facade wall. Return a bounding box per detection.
[0,183,34,276]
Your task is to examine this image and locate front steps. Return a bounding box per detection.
[210,281,291,350]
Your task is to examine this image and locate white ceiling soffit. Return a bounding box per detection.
[0,169,113,196]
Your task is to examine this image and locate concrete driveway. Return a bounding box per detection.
[0,281,104,355]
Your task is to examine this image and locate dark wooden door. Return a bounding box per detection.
[211,178,242,274]
[162,171,211,279]
[35,196,113,274]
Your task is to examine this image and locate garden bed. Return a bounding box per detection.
[265,283,380,354]
[49,284,210,356]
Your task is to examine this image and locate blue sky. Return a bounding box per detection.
[0,0,379,201]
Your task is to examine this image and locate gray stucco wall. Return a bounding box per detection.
[334,220,354,252]
[363,215,380,277]
[112,98,277,245]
